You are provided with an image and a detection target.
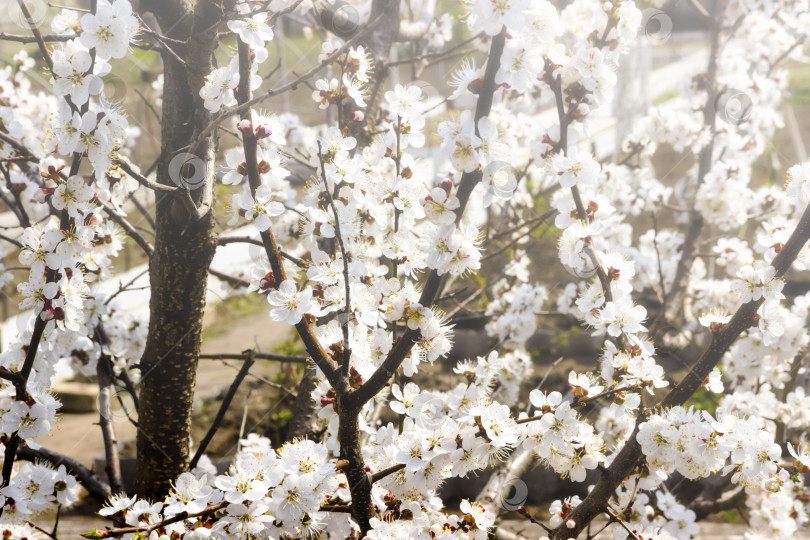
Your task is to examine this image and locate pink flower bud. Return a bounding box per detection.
[255,124,271,139]
[237,119,253,137]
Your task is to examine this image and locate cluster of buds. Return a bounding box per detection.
[236,119,273,141]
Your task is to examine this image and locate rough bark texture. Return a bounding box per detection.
[285,365,320,441]
[337,401,373,533]
[135,0,227,499]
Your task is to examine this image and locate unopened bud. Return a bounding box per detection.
[259,271,275,290]
[255,124,271,139]
[237,119,253,137]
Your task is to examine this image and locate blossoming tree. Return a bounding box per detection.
[1,0,810,538]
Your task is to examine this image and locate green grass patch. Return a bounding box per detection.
[653,88,677,106]
[275,333,305,357]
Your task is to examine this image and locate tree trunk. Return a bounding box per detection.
[135,0,227,499]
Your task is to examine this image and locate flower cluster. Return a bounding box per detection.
[0,462,81,524]
[2,0,810,539]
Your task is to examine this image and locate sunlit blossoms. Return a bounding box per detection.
[1,0,810,539]
[79,0,139,60]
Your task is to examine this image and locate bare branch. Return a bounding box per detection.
[117,159,178,193]
[0,32,75,43]
[186,11,389,156]
[88,502,226,538]
[199,351,307,363]
[17,446,110,500]
[690,487,746,521]
[189,351,255,470]
[16,0,55,71]
[96,355,124,494]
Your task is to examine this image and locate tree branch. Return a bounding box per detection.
[199,351,307,363]
[87,502,226,538]
[233,38,341,389]
[346,27,508,409]
[189,350,254,470]
[117,159,179,193]
[96,355,123,494]
[17,445,110,500]
[553,200,810,538]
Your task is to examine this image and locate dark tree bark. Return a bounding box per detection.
[285,365,320,441]
[134,0,229,499]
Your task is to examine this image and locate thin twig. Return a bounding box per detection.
[199,351,307,363]
[606,507,640,540]
[370,462,405,483]
[317,142,352,373]
[117,159,177,193]
[347,26,508,409]
[17,446,110,500]
[0,32,75,43]
[220,359,297,398]
[96,355,123,494]
[189,351,255,469]
[185,13,388,157]
[89,502,226,538]
[16,0,54,71]
[216,236,306,268]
